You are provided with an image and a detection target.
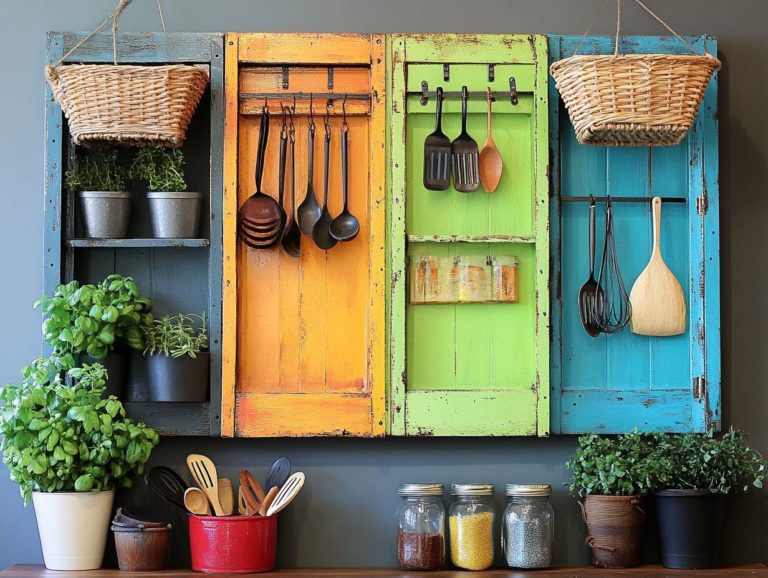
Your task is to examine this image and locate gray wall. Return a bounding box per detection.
[1,0,767,569]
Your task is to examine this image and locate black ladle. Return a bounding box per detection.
[330,101,360,242]
[578,196,605,337]
[312,108,338,250]
[281,106,301,257]
[297,96,321,236]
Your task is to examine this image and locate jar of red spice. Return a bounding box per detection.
[396,483,446,570]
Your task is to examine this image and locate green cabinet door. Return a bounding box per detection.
[388,35,550,436]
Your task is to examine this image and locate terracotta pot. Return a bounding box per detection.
[32,489,114,570]
[113,524,172,572]
[579,494,646,568]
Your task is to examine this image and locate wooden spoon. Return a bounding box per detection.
[218,478,235,515]
[184,487,211,516]
[186,454,225,516]
[258,486,279,517]
[479,88,502,193]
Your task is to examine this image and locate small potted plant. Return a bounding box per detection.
[648,429,766,569]
[0,357,159,570]
[131,147,203,238]
[35,274,154,398]
[143,313,209,402]
[566,431,655,568]
[65,148,132,239]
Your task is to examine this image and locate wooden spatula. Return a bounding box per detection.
[629,197,686,336]
[266,472,306,517]
[218,478,235,516]
[259,486,280,517]
[186,454,225,516]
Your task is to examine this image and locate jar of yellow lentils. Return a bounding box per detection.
[449,483,496,570]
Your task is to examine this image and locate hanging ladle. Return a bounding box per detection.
[330,96,360,242]
[297,94,322,236]
[281,102,301,257]
[312,103,338,250]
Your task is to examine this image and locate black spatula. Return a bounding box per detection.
[451,86,479,192]
[423,87,450,191]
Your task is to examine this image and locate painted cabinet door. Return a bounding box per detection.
[549,35,720,433]
[388,35,550,436]
[222,34,386,437]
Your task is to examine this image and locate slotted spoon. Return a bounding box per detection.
[186,454,225,516]
[266,472,306,517]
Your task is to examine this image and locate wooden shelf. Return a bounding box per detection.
[407,235,535,244]
[123,402,212,437]
[3,565,767,577]
[66,238,210,249]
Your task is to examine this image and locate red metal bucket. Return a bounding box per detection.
[189,514,278,574]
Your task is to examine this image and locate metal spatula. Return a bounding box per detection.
[423,87,450,191]
[451,86,479,192]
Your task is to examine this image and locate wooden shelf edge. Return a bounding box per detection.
[124,401,212,437]
[407,235,535,244]
[66,239,210,248]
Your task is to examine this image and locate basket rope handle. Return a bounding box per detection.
[56,0,167,65]
[571,0,708,58]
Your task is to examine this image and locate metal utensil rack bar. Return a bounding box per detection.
[239,92,370,101]
[560,196,687,203]
[410,79,519,106]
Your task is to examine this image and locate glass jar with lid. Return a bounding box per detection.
[502,484,554,569]
[396,483,446,570]
[449,483,496,571]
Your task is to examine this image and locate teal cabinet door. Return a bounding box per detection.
[549,35,720,433]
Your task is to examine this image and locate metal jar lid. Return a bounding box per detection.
[505,483,551,497]
[451,483,494,496]
[398,483,444,496]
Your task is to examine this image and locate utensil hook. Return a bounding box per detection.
[308,93,315,132]
[288,100,296,142]
[342,93,349,133]
[486,86,493,103]
[324,100,332,139]
[280,103,288,139]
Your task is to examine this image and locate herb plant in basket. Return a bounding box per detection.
[35,274,153,398]
[0,357,159,570]
[648,429,766,569]
[131,147,203,239]
[143,313,209,402]
[65,147,132,239]
[566,431,655,568]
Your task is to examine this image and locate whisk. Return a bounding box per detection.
[595,197,631,333]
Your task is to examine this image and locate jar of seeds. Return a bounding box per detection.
[502,484,553,569]
[396,483,446,570]
[449,483,496,571]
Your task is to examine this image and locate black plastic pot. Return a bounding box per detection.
[146,352,209,402]
[82,349,129,399]
[654,489,725,569]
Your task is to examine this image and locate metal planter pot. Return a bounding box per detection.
[81,349,129,399]
[147,191,203,238]
[147,351,210,402]
[79,191,132,238]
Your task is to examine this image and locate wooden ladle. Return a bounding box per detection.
[479,88,502,193]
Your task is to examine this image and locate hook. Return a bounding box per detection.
[287,105,295,142]
[324,100,332,140]
[308,93,315,131]
[487,86,493,103]
[280,103,287,138]
[589,193,596,207]
[342,93,349,133]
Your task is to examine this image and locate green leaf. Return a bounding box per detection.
[74,474,94,492]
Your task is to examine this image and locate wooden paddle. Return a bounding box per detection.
[629,197,686,336]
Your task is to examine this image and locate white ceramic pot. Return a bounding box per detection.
[32,488,115,570]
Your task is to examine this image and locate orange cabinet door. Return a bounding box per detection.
[222,34,386,437]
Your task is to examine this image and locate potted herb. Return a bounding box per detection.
[648,429,766,569]
[0,357,159,570]
[131,147,203,238]
[65,148,132,238]
[35,274,153,398]
[143,313,209,402]
[566,431,655,568]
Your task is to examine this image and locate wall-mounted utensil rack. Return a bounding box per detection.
[413,79,518,105]
[560,196,687,204]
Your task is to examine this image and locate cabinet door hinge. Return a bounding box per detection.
[693,376,707,400]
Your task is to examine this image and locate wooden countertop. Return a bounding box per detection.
[2,565,767,577]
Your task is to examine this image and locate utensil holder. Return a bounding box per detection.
[189,514,278,574]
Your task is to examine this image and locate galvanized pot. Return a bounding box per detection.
[147,351,210,402]
[147,191,203,238]
[79,191,132,238]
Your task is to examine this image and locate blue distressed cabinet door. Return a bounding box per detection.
[549,36,720,433]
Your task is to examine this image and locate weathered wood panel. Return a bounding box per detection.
[548,35,720,434]
[388,34,549,437]
[237,33,373,64]
[222,34,386,438]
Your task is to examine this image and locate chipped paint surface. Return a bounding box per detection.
[387,35,549,437]
[549,35,720,435]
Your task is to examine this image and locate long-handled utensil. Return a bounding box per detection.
[629,196,686,336]
[184,487,211,516]
[281,106,301,257]
[479,88,502,193]
[312,108,338,250]
[423,87,450,191]
[186,454,225,516]
[218,478,235,516]
[266,472,306,517]
[265,456,292,490]
[595,197,631,333]
[578,196,605,337]
[297,98,322,236]
[238,486,251,516]
[451,86,479,192]
[259,486,280,517]
[330,99,360,242]
[148,466,187,510]
[239,471,261,515]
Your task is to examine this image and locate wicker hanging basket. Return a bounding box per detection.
[45,0,209,147]
[550,0,721,147]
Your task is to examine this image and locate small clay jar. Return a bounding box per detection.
[112,523,171,572]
